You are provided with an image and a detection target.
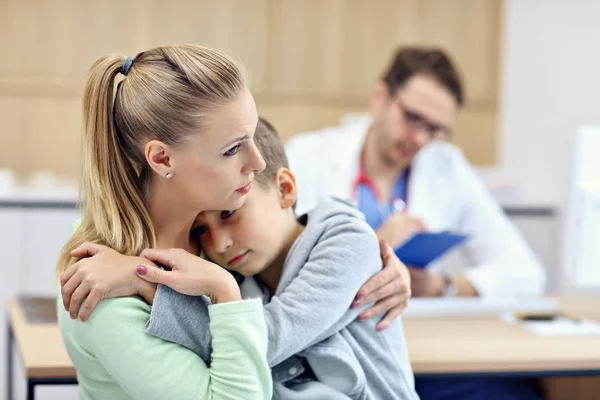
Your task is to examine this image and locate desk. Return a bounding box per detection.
[6,297,76,400]
[405,296,600,400]
[405,296,600,377]
[4,296,599,399]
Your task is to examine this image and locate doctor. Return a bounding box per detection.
[286,47,545,400]
[287,47,545,299]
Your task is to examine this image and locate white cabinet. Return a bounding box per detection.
[507,209,560,294]
[19,209,81,295]
[1,210,23,400]
[0,204,80,400]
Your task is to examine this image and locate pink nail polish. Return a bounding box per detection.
[359,313,367,321]
[137,265,147,275]
[352,300,361,308]
[355,291,365,300]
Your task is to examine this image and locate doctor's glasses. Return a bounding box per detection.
[393,98,452,140]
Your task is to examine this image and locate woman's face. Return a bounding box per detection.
[167,89,266,212]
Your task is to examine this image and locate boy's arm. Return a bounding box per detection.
[147,217,380,367]
[263,217,381,366]
[146,285,214,362]
[63,296,272,400]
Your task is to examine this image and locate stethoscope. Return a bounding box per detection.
[355,183,406,222]
[353,166,410,225]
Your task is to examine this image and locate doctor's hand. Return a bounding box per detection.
[353,240,411,331]
[408,267,445,297]
[376,212,426,249]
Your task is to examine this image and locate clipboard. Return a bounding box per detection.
[394,232,468,268]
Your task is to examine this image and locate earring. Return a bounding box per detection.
[165,172,173,179]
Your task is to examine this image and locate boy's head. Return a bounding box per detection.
[193,117,299,277]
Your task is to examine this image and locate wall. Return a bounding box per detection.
[498,0,600,205]
[0,0,502,181]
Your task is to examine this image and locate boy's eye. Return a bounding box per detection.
[221,210,236,220]
[192,225,208,236]
[223,144,241,157]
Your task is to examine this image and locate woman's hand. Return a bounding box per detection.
[137,248,241,304]
[352,240,411,331]
[60,242,159,321]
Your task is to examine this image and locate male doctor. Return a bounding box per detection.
[286,48,545,400]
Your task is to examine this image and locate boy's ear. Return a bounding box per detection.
[274,168,297,210]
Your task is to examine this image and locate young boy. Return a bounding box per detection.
[143,118,418,399]
[62,118,418,399]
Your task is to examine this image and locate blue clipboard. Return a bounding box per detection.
[394,232,468,268]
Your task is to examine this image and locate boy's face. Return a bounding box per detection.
[194,175,293,277]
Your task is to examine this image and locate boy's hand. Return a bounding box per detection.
[137,248,241,304]
[60,242,159,321]
[352,240,411,331]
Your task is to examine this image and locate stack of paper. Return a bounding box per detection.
[402,297,559,319]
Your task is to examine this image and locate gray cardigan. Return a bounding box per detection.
[146,196,418,400]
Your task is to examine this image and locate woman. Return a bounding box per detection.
[57,44,272,399]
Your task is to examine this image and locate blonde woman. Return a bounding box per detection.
[56,45,271,399]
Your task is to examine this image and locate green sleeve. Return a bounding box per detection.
[74,296,272,400]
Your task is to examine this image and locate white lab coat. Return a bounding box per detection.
[285,116,546,297]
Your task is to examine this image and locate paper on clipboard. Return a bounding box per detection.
[394,232,468,268]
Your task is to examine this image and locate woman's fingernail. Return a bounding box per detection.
[376,323,386,331]
[137,265,147,275]
[359,313,368,321]
[355,291,365,300]
[352,300,361,308]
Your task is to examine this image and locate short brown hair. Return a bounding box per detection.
[253,117,289,188]
[382,47,464,106]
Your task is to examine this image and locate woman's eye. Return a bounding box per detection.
[221,210,236,220]
[223,144,241,157]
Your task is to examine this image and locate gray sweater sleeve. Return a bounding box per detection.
[146,216,381,368]
[264,217,381,366]
[146,285,213,364]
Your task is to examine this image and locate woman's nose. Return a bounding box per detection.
[243,141,266,175]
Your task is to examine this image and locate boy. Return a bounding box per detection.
[144,118,418,399]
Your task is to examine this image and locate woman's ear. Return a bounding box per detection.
[145,140,173,178]
[274,168,298,210]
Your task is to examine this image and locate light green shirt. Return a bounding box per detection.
[58,295,272,400]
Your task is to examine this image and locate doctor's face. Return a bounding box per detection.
[370,74,458,168]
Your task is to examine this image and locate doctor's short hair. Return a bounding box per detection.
[382,47,464,106]
[254,117,290,188]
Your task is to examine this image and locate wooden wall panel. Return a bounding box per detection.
[0,97,29,174]
[70,0,144,80]
[148,0,269,91]
[0,0,503,179]
[415,0,502,104]
[27,98,82,178]
[266,0,417,96]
